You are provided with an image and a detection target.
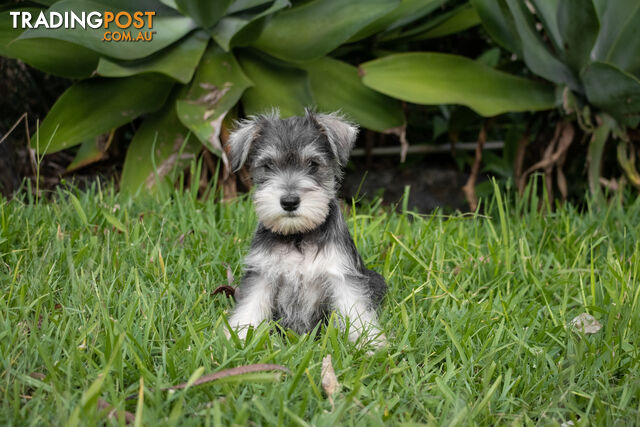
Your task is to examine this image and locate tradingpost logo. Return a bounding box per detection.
[9,10,157,42]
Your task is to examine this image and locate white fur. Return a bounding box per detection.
[253,174,331,235]
[229,241,384,345]
[226,275,273,339]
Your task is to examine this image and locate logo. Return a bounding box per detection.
[9,10,157,42]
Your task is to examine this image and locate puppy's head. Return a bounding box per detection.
[227,108,358,235]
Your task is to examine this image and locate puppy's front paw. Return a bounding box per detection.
[224,324,249,340]
[370,332,387,349]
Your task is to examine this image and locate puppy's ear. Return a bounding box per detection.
[228,109,280,171]
[227,117,261,172]
[313,112,359,166]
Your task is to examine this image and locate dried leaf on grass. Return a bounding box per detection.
[570,313,602,334]
[126,364,289,400]
[212,263,236,299]
[97,398,136,424]
[321,355,339,410]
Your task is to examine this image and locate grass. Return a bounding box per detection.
[1,179,639,425]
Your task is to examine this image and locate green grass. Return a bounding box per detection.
[1,180,639,425]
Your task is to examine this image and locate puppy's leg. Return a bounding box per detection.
[329,276,386,347]
[226,273,273,340]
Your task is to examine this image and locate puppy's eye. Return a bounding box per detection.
[259,162,274,172]
[306,160,319,172]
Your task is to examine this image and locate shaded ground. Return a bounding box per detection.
[343,155,469,212]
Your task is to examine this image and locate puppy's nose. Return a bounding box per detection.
[280,194,301,212]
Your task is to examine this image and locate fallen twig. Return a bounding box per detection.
[462,124,488,212]
[125,364,289,400]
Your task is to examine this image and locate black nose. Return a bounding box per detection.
[280,194,300,212]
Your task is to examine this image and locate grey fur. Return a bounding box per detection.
[226,109,387,346]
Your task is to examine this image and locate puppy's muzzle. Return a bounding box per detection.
[280,194,300,212]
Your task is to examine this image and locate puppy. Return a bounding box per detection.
[225,109,387,346]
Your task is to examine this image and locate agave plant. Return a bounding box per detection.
[359,0,640,200]
[1,0,485,194]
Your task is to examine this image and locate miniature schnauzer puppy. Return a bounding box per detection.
[225,109,387,346]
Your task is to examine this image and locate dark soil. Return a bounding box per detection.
[342,155,469,212]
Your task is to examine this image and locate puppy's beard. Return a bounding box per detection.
[254,182,331,235]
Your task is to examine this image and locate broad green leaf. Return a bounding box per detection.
[592,0,607,17]
[471,0,521,56]
[176,46,253,155]
[227,0,274,14]
[475,47,500,67]
[349,0,444,42]
[587,119,610,200]
[159,0,179,9]
[592,0,640,64]
[1,7,99,78]
[30,0,59,5]
[252,0,399,62]
[0,7,37,55]
[174,0,232,28]
[504,0,578,90]
[604,6,640,77]
[557,0,599,73]
[383,3,479,41]
[66,130,115,172]
[121,99,200,194]
[19,0,198,60]
[300,57,404,132]
[529,0,562,53]
[360,52,556,117]
[582,62,640,127]
[91,0,177,11]
[97,30,209,83]
[34,74,173,154]
[237,49,313,117]
[209,0,289,51]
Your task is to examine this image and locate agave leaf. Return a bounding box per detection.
[300,56,404,132]
[159,0,178,9]
[176,46,253,155]
[18,0,198,60]
[359,52,556,117]
[592,0,640,67]
[582,62,640,127]
[174,0,233,28]
[66,130,115,172]
[602,5,640,77]
[33,74,173,154]
[470,0,521,56]
[587,119,611,200]
[252,0,399,62]
[503,0,579,90]
[97,30,209,83]
[349,0,444,43]
[91,0,176,11]
[237,49,313,117]
[121,99,200,195]
[210,0,289,51]
[383,3,479,41]
[617,142,640,189]
[556,0,599,74]
[227,0,275,15]
[592,0,607,17]
[529,0,562,53]
[29,0,58,5]
[1,7,99,78]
